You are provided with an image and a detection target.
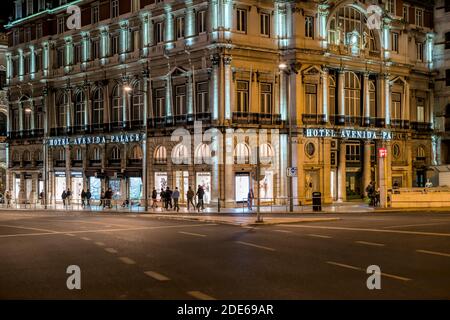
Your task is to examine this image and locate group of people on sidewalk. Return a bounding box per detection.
[365,181,380,207]
[151,185,206,212]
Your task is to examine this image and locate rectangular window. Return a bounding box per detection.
[111,35,119,55]
[196,82,209,114]
[92,39,99,59]
[74,44,81,63]
[305,16,314,38]
[236,9,247,33]
[260,83,272,114]
[260,13,270,37]
[25,27,31,42]
[57,47,64,68]
[391,92,402,119]
[38,0,46,11]
[155,22,164,44]
[111,0,119,18]
[417,98,425,122]
[236,81,249,112]
[305,84,317,114]
[446,69,450,86]
[57,16,65,34]
[176,16,185,40]
[154,88,165,118]
[92,5,99,24]
[391,32,399,53]
[13,30,19,45]
[415,8,423,27]
[27,0,33,15]
[197,10,206,34]
[36,23,43,39]
[402,6,409,23]
[417,42,424,62]
[346,144,361,162]
[175,85,186,115]
[35,52,41,72]
[386,0,395,15]
[445,32,450,49]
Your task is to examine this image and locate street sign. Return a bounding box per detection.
[286,167,298,177]
[378,148,387,158]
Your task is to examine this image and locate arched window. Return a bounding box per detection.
[260,143,274,164]
[416,146,426,161]
[112,85,124,124]
[23,102,32,130]
[328,6,377,52]
[369,80,376,118]
[172,144,189,164]
[91,147,101,160]
[57,148,65,161]
[329,75,336,116]
[57,93,69,127]
[344,72,361,120]
[234,143,250,164]
[195,143,212,163]
[130,145,143,160]
[154,145,167,164]
[13,151,20,162]
[23,150,31,162]
[111,146,121,160]
[73,148,82,160]
[36,150,43,162]
[92,88,104,126]
[131,81,144,121]
[75,91,86,127]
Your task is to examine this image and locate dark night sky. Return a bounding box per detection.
[1,0,15,32]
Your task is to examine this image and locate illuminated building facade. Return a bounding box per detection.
[5,0,437,207]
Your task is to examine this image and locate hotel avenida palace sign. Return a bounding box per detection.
[47,133,144,147]
[304,128,408,140]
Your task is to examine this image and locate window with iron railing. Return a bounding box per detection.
[305,84,317,115]
[154,88,165,118]
[260,83,272,114]
[196,82,209,114]
[236,81,249,113]
[346,144,360,162]
[175,85,186,116]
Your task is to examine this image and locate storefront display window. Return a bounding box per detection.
[89,177,101,200]
[109,179,121,200]
[155,172,168,199]
[175,171,189,202]
[129,177,143,201]
[71,173,83,201]
[196,172,211,204]
[55,173,66,203]
[235,173,250,202]
[259,171,273,201]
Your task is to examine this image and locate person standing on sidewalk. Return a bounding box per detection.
[172,187,180,212]
[5,190,11,208]
[165,187,173,210]
[61,190,67,208]
[86,189,91,207]
[66,189,72,207]
[151,188,158,209]
[81,189,86,208]
[196,185,205,212]
[247,188,254,211]
[186,186,195,211]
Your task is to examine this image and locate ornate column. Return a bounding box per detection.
[363,141,371,196]
[223,55,232,120]
[384,74,391,126]
[337,69,345,125]
[363,72,370,126]
[337,140,346,202]
[321,68,329,123]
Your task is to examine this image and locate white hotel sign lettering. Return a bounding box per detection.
[304,128,392,140]
[48,133,143,146]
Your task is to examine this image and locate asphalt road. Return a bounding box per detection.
[1,210,450,299]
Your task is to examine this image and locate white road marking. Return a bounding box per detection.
[105,248,118,254]
[95,241,105,246]
[187,291,216,300]
[417,249,450,258]
[355,241,385,247]
[0,223,217,238]
[0,224,58,233]
[308,234,332,239]
[383,222,446,229]
[327,261,411,281]
[326,261,362,271]
[144,271,170,281]
[178,231,207,237]
[235,241,276,251]
[273,229,293,233]
[65,233,75,237]
[281,224,450,237]
[119,257,136,265]
[80,237,91,241]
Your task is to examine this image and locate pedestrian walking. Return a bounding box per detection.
[186,186,195,211]
[247,188,254,211]
[165,187,173,210]
[39,191,45,206]
[86,189,91,207]
[61,190,67,207]
[196,185,205,212]
[100,190,105,208]
[151,188,158,209]
[172,187,180,212]
[81,189,86,208]
[5,190,11,208]
[66,189,72,206]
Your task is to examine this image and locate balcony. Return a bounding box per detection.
[390,119,410,129]
[302,114,326,125]
[89,159,101,167]
[128,159,143,167]
[108,159,121,167]
[54,160,66,168]
[232,112,282,125]
[71,160,83,167]
[153,159,167,165]
[411,122,432,132]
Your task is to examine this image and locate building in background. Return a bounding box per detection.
[0,30,8,194]
[4,0,438,207]
[433,0,450,185]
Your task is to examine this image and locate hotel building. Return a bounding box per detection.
[5,0,437,207]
